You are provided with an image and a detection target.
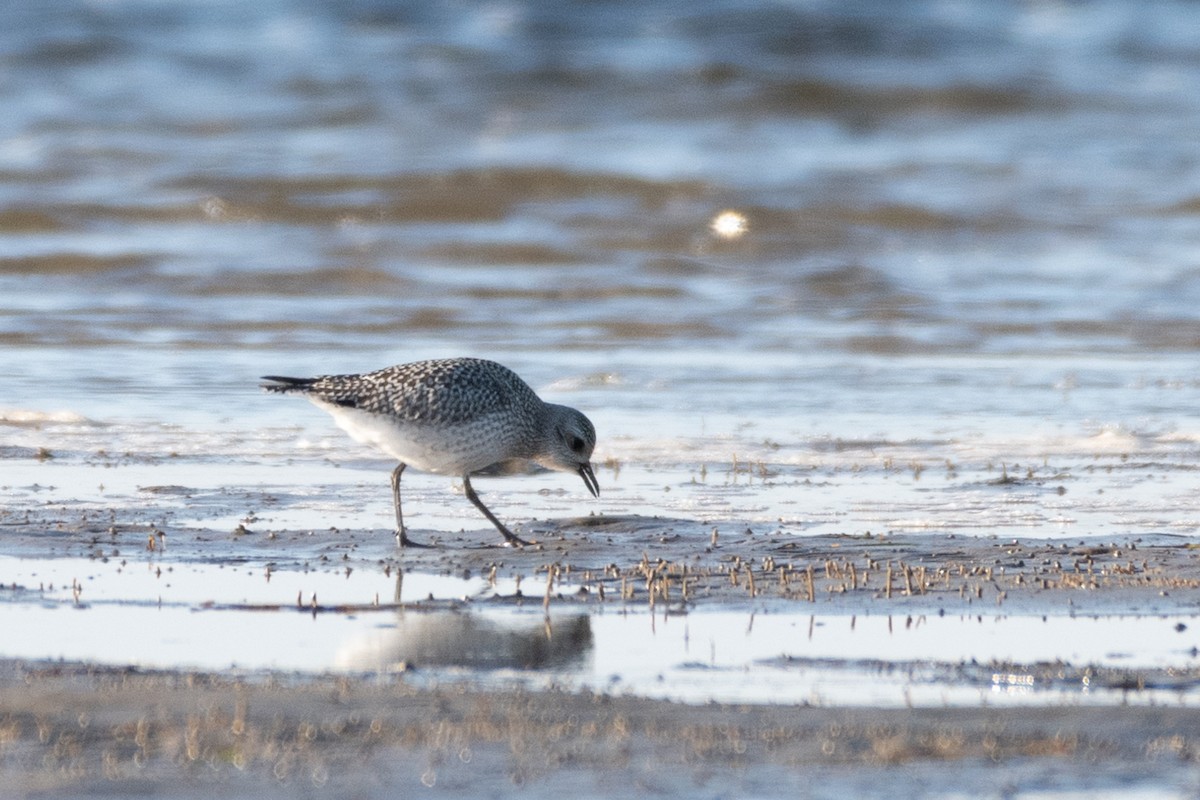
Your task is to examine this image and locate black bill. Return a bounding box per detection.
[578,463,600,497]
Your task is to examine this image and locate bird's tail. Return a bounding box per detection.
[260,375,317,394]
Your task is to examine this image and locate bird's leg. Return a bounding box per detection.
[462,475,530,547]
[391,463,429,548]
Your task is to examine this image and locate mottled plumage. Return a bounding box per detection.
[262,358,598,547]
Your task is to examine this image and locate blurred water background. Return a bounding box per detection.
[4,0,1200,539]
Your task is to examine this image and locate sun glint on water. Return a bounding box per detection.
[709,210,749,240]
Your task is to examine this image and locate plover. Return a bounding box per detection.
[261,358,598,547]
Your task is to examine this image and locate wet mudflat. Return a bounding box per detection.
[4,516,1200,797]
[6,410,1200,798]
[4,660,1200,800]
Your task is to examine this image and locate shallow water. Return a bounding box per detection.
[4,0,1200,728]
[4,553,1200,708]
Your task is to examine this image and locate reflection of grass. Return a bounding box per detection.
[725,453,775,483]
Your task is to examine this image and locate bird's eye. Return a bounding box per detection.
[569,436,585,453]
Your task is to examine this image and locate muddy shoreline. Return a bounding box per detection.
[5,518,1200,796]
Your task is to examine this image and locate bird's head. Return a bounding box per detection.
[539,405,599,497]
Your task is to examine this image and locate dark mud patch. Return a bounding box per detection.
[6,509,1200,617]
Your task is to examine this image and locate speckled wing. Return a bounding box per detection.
[261,358,539,425]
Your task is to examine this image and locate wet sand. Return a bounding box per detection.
[5,516,1200,797]
[4,658,1200,799]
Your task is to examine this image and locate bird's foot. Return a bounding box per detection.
[499,529,532,548]
[395,528,432,548]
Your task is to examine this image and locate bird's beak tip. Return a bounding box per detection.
[579,463,600,498]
